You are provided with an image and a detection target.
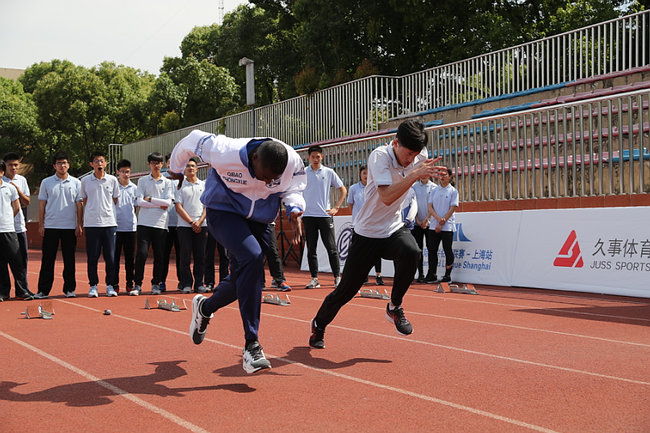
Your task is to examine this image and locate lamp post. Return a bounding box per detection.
[238,57,255,135]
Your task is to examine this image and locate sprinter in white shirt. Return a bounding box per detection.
[309,120,444,349]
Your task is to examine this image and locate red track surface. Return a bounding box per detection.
[1,250,648,432]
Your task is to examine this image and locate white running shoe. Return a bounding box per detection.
[151,285,161,295]
[129,285,141,296]
[106,286,117,297]
[189,295,213,345]
[88,286,99,298]
[242,341,271,374]
[305,278,320,289]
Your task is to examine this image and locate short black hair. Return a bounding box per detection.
[165,153,171,162]
[148,152,164,163]
[307,145,323,156]
[52,151,69,165]
[396,119,428,152]
[116,159,131,170]
[0,159,5,173]
[258,140,288,176]
[89,150,106,162]
[359,165,367,172]
[3,152,20,163]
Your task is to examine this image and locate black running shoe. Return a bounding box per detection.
[309,318,325,349]
[385,303,413,335]
[376,276,385,286]
[440,275,451,283]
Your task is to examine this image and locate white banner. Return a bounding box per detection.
[511,207,650,298]
[299,207,650,299]
[301,212,520,287]
[444,212,521,286]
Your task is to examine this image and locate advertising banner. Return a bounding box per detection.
[511,207,650,298]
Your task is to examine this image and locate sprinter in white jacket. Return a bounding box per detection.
[169,130,306,374]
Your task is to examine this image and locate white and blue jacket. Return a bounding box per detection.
[170,130,306,224]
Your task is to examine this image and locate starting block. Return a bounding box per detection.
[263,294,291,306]
[22,302,55,319]
[436,282,479,295]
[145,298,187,312]
[358,288,390,300]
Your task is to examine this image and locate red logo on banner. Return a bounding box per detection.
[554,230,584,268]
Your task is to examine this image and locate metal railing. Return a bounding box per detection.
[129,89,649,208]
[295,89,650,205]
[124,10,649,172]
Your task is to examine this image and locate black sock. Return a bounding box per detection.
[245,339,258,349]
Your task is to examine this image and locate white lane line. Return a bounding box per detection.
[52,302,558,433]
[407,291,650,323]
[260,312,650,387]
[289,294,650,348]
[0,331,210,433]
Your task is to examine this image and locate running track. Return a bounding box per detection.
[1,250,648,432]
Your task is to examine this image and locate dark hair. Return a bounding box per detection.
[307,145,323,156]
[258,140,288,175]
[165,153,171,162]
[0,159,5,173]
[359,165,367,172]
[396,119,428,152]
[89,150,106,162]
[52,151,69,165]
[187,157,200,165]
[116,159,131,170]
[148,152,164,163]
[3,152,20,163]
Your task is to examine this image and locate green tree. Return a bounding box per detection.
[151,55,239,130]
[29,61,155,175]
[0,77,39,158]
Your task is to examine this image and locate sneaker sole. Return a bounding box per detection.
[385,312,413,336]
[243,361,272,374]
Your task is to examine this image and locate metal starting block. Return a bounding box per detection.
[145,298,187,312]
[437,282,479,295]
[22,302,55,319]
[358,288,390,300]
[263,294,291,306]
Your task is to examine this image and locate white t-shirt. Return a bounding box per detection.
[2,174,29,233]
[115,181,137,232]
[136,174,174,229]
[347,181,366,226]
[38,174,82,230]
[0,181,18,233]
[175,179,207,228]
[411,179,436,225]
[303,165,344,217]
[428,184,459,232]
[355,144,428,239]
[80,173,120,227]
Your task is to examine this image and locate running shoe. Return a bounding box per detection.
[106,286,118,297]
[189,295,213,345]
[151,285,161,295]
[305,278,320,289]
[309,318,325,349]
[129,285,141,296]
[440,275,452,283]
[65,291,76,298]
[385,303,413,335]
[376,276,385,286]
[88,286,99,298]
[34,292,49,299]
[242,341,271,374]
